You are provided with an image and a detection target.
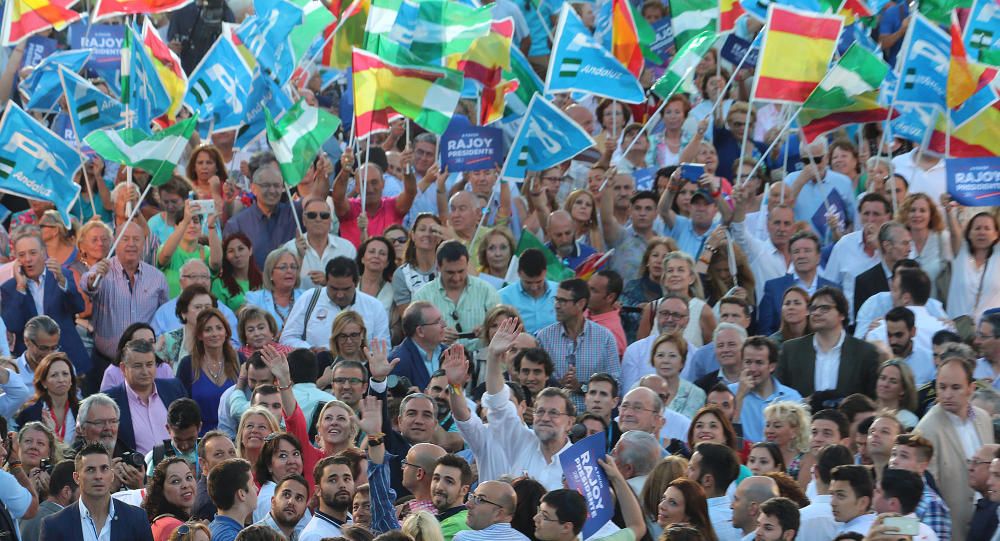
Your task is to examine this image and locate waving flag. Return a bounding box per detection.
[122,25,171,132]
[546,3,645,104]
[366,0,494,63]
[352,47,463,136]
[720,0,746,32]
[651,30,716,97]
[612,0,644,77]
[0,103,82,225]
[289,0,338,63]
[500,94,597,183]
[141,19,187,122]
[320,0,368,69]
[1,0,82,45]
[891,102,937,143]
[92,0,191,20]
[86,116,196,186]
[503,46,543,117]
[952,79,1000,128]
[751,5,844,104]
[929,103,1000,156]
[20,48,91,112]
[184,33,253,131]
[447,18,514,87]
[481,79,519,125]
[236,0,303,84]
[965,0,1000,64]
[236,73,293,148]
[740,0,825,21]
[59,67,124,139]
[918,0,973,25]
[670,0,717,49]
[895,14,949,110]
[265,100,342,186]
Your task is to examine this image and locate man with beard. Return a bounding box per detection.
[72,393,145,490]
[301,454,356,541]
[545,211,596,270]
[499,249,558,334]
[256,474,309,541]
[432,454,473,541]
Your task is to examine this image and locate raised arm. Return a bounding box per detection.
[207,212,222,272]
[443,344,472,422]
[332,153,354,218]
[941,194,963,256]
[599,178,625,247]
[394,148,418,216]
[678,117,709,164]
[157,201,194,266]
[600,456,646,541]
[658,169,682,230]
[485,318,521,396]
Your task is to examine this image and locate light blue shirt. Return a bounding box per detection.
[415,344,443,381]
[498,280,558,334]
[783,170,857,233]
[661,214,720,258]
[0,367,30,421]
[729,377,803,443]
[216,385,249,439]
[0,469,32,541]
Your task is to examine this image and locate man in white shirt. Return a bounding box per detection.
[731,476,779,541]
[280,256,389,349]
[892,147,946,206]
[822,193,893,319]
[621,295,695,392]
[285,197,356,287]
[729,184,794,301]
[860,264,948,360]
[635,375,692,446]
[687,442,743,541]
[300,455,356,541]
[829,464,877,535]
[798,445,853,541]
[872,469,939,541]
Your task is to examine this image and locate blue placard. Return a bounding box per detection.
[810,189,848,239]
[633,167,656,190]
[21,36,58,68]
[649,17,675,67]
[440,125,504,172]
[720,34,759,67]
[947,157,1000,207]
[68,22,124,94]
[559,432,614,539]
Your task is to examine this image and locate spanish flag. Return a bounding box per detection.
[1,0,81,46]
[142,19,187,123]
[321,0,368,69]
[92,0,191,20]
[946,12,977,109]
[447,18,514,88]
[720,0,745,33]
[929,103,1000,157]
[480,79,519,125]
[612,0,644,77]
[751,5,844,104]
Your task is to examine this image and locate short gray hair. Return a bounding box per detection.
[878,221,909,244]
[866,156,894,176]
[616,430,661,476]
[24,315,59,342]
[261,247,302,291]
[10,225,44,254]
[77,393,120,429]
[799,136,829,157]
[414,132,437,146]
[713,321,748,342]
[402,301,434,337]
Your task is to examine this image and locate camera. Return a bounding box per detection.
[40,458,52,474]
[121,451,145,469]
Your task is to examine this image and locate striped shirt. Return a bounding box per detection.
[83,258,169,359]
[368,456,401,535]
[412,276,500,352]
[454,522,530,541]
[535,320,621,412]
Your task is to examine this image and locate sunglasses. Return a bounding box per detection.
[305,211,331,220]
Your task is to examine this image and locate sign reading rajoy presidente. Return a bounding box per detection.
[947,157,1000,207]
[558,432,614,539]
[440,126,504,173]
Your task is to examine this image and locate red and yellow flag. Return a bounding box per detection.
[1,0,81,46]
[946,12,977,109]
[929,103,1000,157]
[92,0,191,20]
[142,19,187,124]
[321,0,368,69]
[720,0,745,33]
[447,18,513,87]
[480,79,518,125]
[752,5,843,104]
[612,0,643,77]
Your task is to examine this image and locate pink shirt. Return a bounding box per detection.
[337,197,406,248]
[125,382,170,455]
[586,308,627,357]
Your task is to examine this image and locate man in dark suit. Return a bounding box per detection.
[390,301,447,391]
[39,443,153,541]
[105,340,187,455]
[757,231,840,335]
[775,286,879,409]
[2,228,88,374]
[853,222,912,318]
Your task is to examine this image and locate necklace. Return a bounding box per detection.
[205,359,224,381]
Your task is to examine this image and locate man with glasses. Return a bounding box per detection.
[968,444,1000,541]
[974,313,1000,390]
[73,393,145,490]
[776,287,879,408]
[536,278,620,413]
[621,294,695,393]
[782,137,857,227]
[3,227,87,375]
[757,230,839,336]
[11,315,61,390]
[456,481,528,541]
[287,197,356,287]
[332,149,417,249]
[150,259,239,336]
[391,301,449,391]
[281,256,390,349]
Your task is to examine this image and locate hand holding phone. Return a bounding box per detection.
[680,163,706,183]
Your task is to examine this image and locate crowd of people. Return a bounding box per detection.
[0,0,997,540]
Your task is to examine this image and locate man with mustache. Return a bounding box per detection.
[256,474,310,541]
[301,454,356,541]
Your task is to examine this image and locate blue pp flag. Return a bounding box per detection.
[59,66,124,140]
[545,3,645,104]
[236,0,303,84]
[964,0,1000,63]
[184,33,253,132]
[894,14,949,111]
[0,104,82,226]
[951,80,999,129]
[891,103,937,143]
[124,25,171,133]
[740,0,824,22]
[500,94,597,183]
[811,189,848,239]
[559,432,615,539]
[21,49,92,112]
[236,72,293,148]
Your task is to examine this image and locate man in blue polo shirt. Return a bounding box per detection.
[499,249,558,334]
[732,336,802,442]
[208,458,258,541]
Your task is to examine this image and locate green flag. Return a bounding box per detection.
[651,31,716,97]
[365,0,494,62]
[515,230,575,282]
[84,116,197,186]
[265,100,342,187]
[801,43,889,110]
[919,0,972,25]
[669,0,717,50]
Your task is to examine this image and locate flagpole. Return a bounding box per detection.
[707,27,764,128]
[734,97,754,185]
[297,9,356,77]
[742,106,802,187]
[360,136,371,210]
[617,66,699,163]
[58,69,100,219]
[284,184,304,234]
[469,183,497,255]
[533,0,556,42]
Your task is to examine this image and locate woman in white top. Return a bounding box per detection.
[945,206,1000,320]
[637,251,716,347]
[650,95,691,168]
[357,236,396,314]
[897,193,951,298]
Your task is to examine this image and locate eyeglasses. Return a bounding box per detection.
[336,332,363,341]
[84,418,119,427]
[619,402,658,414]
[418,319,444,327]
[305,211,331,220]
[968,458,993,467]
[387,236,408,245]
[536,512,562,523]
[401,459,423,471]
[274,264,300,272]
[333,377,365,385]
[468,493,502,507]
[808,304,835,314]
[28,340,61,353]
[658,311,688,320]
[800,157,820,165]
[533,408,570,419]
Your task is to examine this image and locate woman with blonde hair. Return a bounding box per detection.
[402,510,445,541]
[476,228,516,288]
[37,210,78,266]
[874,360,919,429]
[328,310,368,364]
[235,405,280,466]
[638,251,715,347]
[763,401,813,489]
[897,193,950,294]
[244,247,308,330]
[563,190,604,251]
[166,522,211,541]
[639,455,688,540]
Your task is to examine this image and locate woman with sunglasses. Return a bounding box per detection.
[145,457,197,541]
[383,225,409,267]
[156,200,221,298]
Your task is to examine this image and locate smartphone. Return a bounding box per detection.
[680,163,706,183]
[456,331,477,339]
[192,199,216,216]
[883,516,920,536]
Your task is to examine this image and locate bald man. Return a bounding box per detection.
[401,443,448,514]
[545,210,597,269]
[638,374,693,446]
[457,480,528,541]
[731,476,780,538]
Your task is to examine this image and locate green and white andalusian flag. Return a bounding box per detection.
[84,116,197,186]
[364,0,494,63]
[265,100,342,187]
[651,30,716,97]
[800,43,889,110]
[669,0,718,50]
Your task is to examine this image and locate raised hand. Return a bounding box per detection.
[487,317,522,359]
[598,455,625,483]
[358,395,383,436]
[260,344,291,386]
[441,343,468,386]
[365,338,400,381]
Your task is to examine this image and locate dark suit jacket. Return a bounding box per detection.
[774,332,879,400]
[853,263,890,317]
[1,270,88,372]
[106,378,187,452]
[757,274,840,335]
[389,338,446,392]
[970,498,999,541]
[39,498,153,541]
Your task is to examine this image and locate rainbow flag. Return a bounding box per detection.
[1,0,81,45]
[612,0,643,77]
[751,5,843,104]
[720,0,745,32]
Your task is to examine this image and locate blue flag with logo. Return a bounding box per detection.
[811,189,848,239]
[184,33,254,132]
[545,3,645,104]
[236,0,303,84]
[236,72,293,148]
[559,432,614,539]
[839,21,880,56]
[500,94,597,183]
[894,14,949,111]
[125,25,171,133]
[740,0,823,22]
[891,102,937,143]
[964,0,1000,63]
[21,49,92,112]
[59,66,124,140]
[0,104,82,226]
[951,80,999,129]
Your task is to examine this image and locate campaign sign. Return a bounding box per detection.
[21,36,58,68]
[947,157,1000,207]
[440,126,504,173]
[650,17,675,66]
[68,23,124,94]
[633,167,656,190]
[559,432,614,539]
[720,34,759,68]
[810,189,848,239]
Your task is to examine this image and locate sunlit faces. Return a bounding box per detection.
[866,417,900,459]
[583,380,619,420]
[240,413,272,453]
[652,340,684,380]
[656,486,689,526]
[75,451,115,499]
[318,462,355,512]
[936,360,975,417]
[398,396,437,444]
[809,419,845,455]
[430,464,469,511]
[162,461,197,511]
[747,447,780,476]
[318,402,355,448]
[829,478,870,523]
[691,412,726,445]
